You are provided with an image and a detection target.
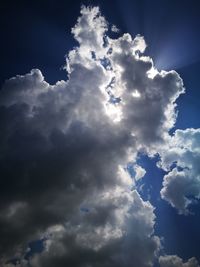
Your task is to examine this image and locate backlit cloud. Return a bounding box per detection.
[0,5,199,267]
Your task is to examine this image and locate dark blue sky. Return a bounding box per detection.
[1,0,200,265]
[1,0,200,84]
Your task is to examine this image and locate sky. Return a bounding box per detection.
[0,1,200,267]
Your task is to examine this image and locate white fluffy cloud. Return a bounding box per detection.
[159,255,200,267]
[0,5,199,267]
[158,128,200,214]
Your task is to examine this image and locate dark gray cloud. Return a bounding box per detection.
[0,5,199,267]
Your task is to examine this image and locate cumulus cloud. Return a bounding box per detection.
[26,190,160,267]
[107,34,184,150]
[0,5,199,267]
[158,128,200,214]
[159,255,200,267]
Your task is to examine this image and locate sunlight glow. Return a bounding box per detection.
[132,90,141,98]
[104,103,122,122]
[147,67,158,79]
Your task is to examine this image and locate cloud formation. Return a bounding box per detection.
[0,5,199,267]
[158,128,200,214]
[159,255,200,267]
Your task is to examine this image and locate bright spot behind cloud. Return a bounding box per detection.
[0,5,199,267]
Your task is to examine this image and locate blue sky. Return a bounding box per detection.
[0,1,200,267]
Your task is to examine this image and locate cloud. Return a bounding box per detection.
[108,33,184,150]
[158,128,200,214]
[111,25,120,33]
[159,255,200,267]
[134,164,146,181]
[0,5,198,267]
[26,190,160,267]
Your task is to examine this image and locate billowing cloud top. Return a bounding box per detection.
[0,6,199,267]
